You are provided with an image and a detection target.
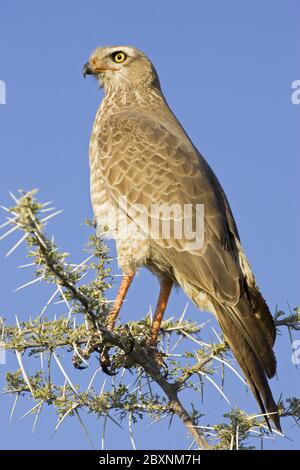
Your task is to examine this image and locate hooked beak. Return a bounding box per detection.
[83,61,118,78]
[82,62,94,79]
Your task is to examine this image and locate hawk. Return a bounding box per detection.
[83,46,281,432]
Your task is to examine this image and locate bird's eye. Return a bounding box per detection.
[113,52,127,63]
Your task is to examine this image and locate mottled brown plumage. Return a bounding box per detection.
[83,45,281,431]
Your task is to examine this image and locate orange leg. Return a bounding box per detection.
[106,273,134,330]
[100,273,134,374]
[149,278,173,347]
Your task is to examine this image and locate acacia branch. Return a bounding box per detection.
[1,190,299,450]
[1,191,211,449]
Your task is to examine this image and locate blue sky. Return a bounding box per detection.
[0,0,299,450]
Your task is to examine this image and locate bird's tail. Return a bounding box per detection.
[213,291,282,433]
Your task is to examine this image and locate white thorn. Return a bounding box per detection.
[5,232,29,257]
[36,287,60,320]
[75,409,95,449]
[40,207,56,213]
[178,302,189,326]
[17,262,35,269]
[100,378,107,394]
[41,201,53,208]
[0,205,17,216]
[53,352,79,397]
[86,367,101,394]
[197,370,231,406]
[13,275,44,292]
[9,393,20,423]
[56,283,70,309]
[0,216,18,229]
[211,326,223,343]
[0,224,19,240]
[32,402,43,433]
[15,315,21,333]
[179,329,211,347]
[8,191,19,203]
[70,254,95,273]
[20,401,44,420]
[40,352,44,370]
[128,412,136,450]
[212,355,248,387]
[15,351,35,397]
[52,403,79,437]
[41,210,63,223]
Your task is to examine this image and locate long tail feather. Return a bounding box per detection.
[215,295,281,432]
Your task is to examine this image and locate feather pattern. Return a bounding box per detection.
[87,45,281,431]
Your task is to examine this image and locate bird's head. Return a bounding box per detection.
[82,46,160,92]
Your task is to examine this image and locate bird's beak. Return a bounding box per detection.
[83,60,118,78]
[82,62,94,79]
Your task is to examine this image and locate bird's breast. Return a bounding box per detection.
[89,116,153,274]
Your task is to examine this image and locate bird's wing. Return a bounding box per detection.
[98,110,242,305]
[97,110,279,430]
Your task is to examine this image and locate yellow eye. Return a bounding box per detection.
[113,52,127,63]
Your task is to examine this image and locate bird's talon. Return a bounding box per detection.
[162,361,169,378]
[100,349,117,376]
[101,362,118,376]
[100,356,117,376]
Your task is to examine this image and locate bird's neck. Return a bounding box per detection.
[94,85,191,147]
[101,84,168,114]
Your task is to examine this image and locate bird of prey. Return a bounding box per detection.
[83,45,281,432]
